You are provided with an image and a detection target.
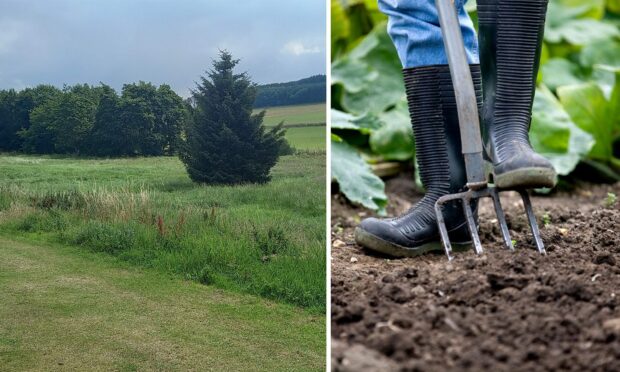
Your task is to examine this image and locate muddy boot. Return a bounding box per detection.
[354,65,481,257]
[478,0,557,189]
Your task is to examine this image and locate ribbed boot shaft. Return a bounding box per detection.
[404,66,450,202]
[399,65,481,232]
[478,0,548,160]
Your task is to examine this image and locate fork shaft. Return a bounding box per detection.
[436,0,487,187]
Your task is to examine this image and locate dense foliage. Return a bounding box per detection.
[331,0,620,212]
[254,75,326,108]
[180,51,287,184]
[0,82,187,156]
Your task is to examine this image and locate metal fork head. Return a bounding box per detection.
[434,187,545,260]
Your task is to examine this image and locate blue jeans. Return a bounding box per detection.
[378,0,479,68]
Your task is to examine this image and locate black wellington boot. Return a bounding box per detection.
[477,0,557,189]
[354,65,481,257]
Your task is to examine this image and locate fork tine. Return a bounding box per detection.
[462,198,483,254]
[490,189,514,251]
[435,201,454,261]
[518,190,546,254]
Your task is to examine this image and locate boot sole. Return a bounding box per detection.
[354,227,472,258]
[493,167,557,189]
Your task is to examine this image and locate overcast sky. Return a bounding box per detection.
[0,0,326,97]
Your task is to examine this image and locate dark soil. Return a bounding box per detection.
[331,174,620,371]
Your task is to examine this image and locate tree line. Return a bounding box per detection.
[0,51,290,184]
[254,75,325,108]
[0,82,187,156]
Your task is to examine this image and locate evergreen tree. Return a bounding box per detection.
[179,51,286,184]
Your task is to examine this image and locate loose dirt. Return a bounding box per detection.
[331,174,620,371]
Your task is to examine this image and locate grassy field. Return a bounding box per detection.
[0,236,325,370]
[0,154,326,312]
[258,103,326,126]
[285,126,326,150]
[256,103,326,150]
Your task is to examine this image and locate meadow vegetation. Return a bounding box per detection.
[0,153,326,312]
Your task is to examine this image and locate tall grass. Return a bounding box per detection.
[0,153,326,312]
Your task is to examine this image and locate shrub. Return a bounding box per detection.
[252,226,292,257]
[31,189,87,210]
[73,222,136,254]
[17,210,68,232]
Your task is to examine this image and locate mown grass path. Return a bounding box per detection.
[0,236,325,371]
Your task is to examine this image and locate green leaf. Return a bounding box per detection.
[545,19,620,46]
[330,109,383,133]
[541,58,584,91]
[580,38,620,70]
[331,58,377,94]
[331,139,387,212]
[592,65,620,99]
[331,133,344,142]
[331,0,350,57]
[540,42,550,66]
[552,0,606,19]
[546,43,582,59]
[465,0,477,13]
[557,83,613,161]
[607,69,620,143]
[369,102,414,161]
[332,23,405,115]
[546,1,598,27]
[531,85,595,175]
[610,69,620,125]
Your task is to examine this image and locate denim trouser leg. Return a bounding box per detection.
[378,0,479,68]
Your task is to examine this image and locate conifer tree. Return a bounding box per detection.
[180,51,287,184]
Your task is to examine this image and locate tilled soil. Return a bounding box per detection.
[331,174,620,371]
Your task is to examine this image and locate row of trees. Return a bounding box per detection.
[0,51,290,184]
[0,82,187,156]
[254,75,325,108]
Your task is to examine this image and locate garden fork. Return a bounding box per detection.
[434,0,545,260]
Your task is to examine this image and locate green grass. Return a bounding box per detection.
[253,103,326,150]
[285,126,326,150]
[0,153,326,312]
[257,103,326,126]
[0,236,325,370]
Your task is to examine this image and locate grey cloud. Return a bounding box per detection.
[0,0,326,96]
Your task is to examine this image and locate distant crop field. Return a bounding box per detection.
[258,103,326,126]
[286,125,326,150]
